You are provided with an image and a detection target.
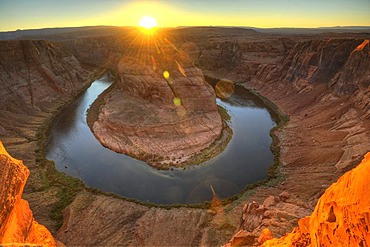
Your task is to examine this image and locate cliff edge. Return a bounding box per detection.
[0,141,56,246]
[224,152,370,246]
[262,152,370,246]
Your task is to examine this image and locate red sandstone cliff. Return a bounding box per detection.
[0,40,91,110]
[253,38,370,116]
[261,152,370,246]
[0,141,56,246]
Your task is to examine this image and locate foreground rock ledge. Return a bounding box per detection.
[0,141,56,246]
[224,152,370,246]
[92,47,225,168]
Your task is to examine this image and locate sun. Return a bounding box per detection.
[138,16,158,29]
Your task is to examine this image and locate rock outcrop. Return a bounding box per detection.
[261,152,370,246]
[92,36,224,167]
[0,141,56,246]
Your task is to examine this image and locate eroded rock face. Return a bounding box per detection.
[224,153,370,246]
[0,141,56,246]
[262,152,370,246]
[198,37,295,81]
[0,40,90,109]
[0,40,92,157]
[92,41,223,167]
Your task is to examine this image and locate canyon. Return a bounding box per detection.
[0,27,369,246]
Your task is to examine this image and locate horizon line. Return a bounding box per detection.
[1,24,370,33]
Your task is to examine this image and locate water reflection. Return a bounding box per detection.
[46,76,276,204]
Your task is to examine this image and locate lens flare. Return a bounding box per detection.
[176,107,187,117]
[173,97,182,106]
[215,79,235,99]
[163,71,170,79]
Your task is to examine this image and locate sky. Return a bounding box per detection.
[0,0,370,31]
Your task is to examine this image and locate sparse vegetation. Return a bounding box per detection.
[217,105,231,121]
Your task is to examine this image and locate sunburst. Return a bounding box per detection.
[138,16,158,29]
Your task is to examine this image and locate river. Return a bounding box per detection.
[46,75,276,204]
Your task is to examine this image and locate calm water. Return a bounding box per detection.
[46,76,276,204]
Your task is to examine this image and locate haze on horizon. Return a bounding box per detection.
[0,0,370,32]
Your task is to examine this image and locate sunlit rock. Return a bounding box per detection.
[262,152,370,246]
[0,141,56,246]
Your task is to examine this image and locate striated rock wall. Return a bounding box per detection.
[198,37,295,81]
[0,40,92,158]
[0,40,90,109]
[262,152,370,246]
[330,39,370,118]
[0,141,56,246]
[256,38,370,116]
[56,190,215,246]
[252,38,370,168]
[200,37,370,119]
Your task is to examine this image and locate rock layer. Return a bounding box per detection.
[92,40,223,167]
[0,141,56,246]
